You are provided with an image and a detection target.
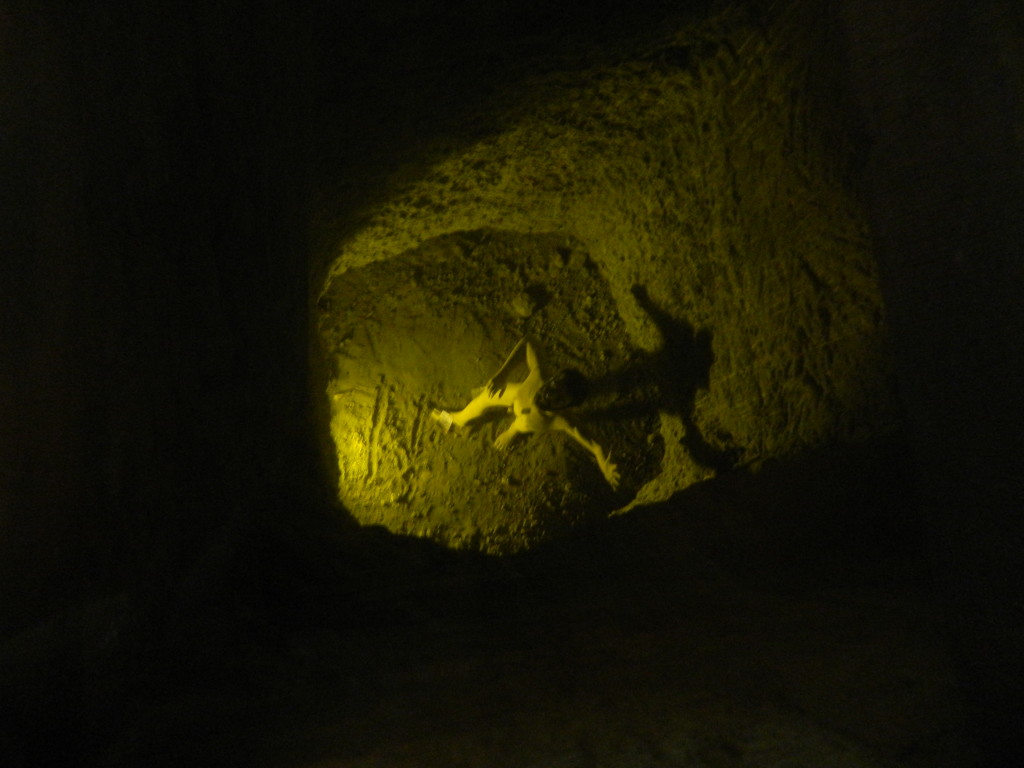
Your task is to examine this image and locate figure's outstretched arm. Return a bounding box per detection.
[488,337,540,396]
[551,416,620,489]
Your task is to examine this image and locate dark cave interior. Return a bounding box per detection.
[2,1,1022,766]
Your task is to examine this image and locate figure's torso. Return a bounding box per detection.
[511,368,549,433]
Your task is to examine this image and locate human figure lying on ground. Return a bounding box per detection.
[430,337,620,489]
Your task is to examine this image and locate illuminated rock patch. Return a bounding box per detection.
[320,230,662,553]
[317,5,900,551]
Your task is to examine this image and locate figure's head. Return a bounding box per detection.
[536,368,588,411]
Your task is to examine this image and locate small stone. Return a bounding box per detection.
[510,291,536,318]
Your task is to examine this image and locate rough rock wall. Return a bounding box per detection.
[318,1,900,549]
[836,0,1024,761]
[1,0,316,628]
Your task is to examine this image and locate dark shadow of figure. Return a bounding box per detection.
[585,284,741,473]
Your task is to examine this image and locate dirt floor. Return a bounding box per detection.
[94,464,974,768]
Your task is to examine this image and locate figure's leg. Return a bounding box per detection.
[432,383,519,431]
[493,423,521,450]
[552,415,620,489]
